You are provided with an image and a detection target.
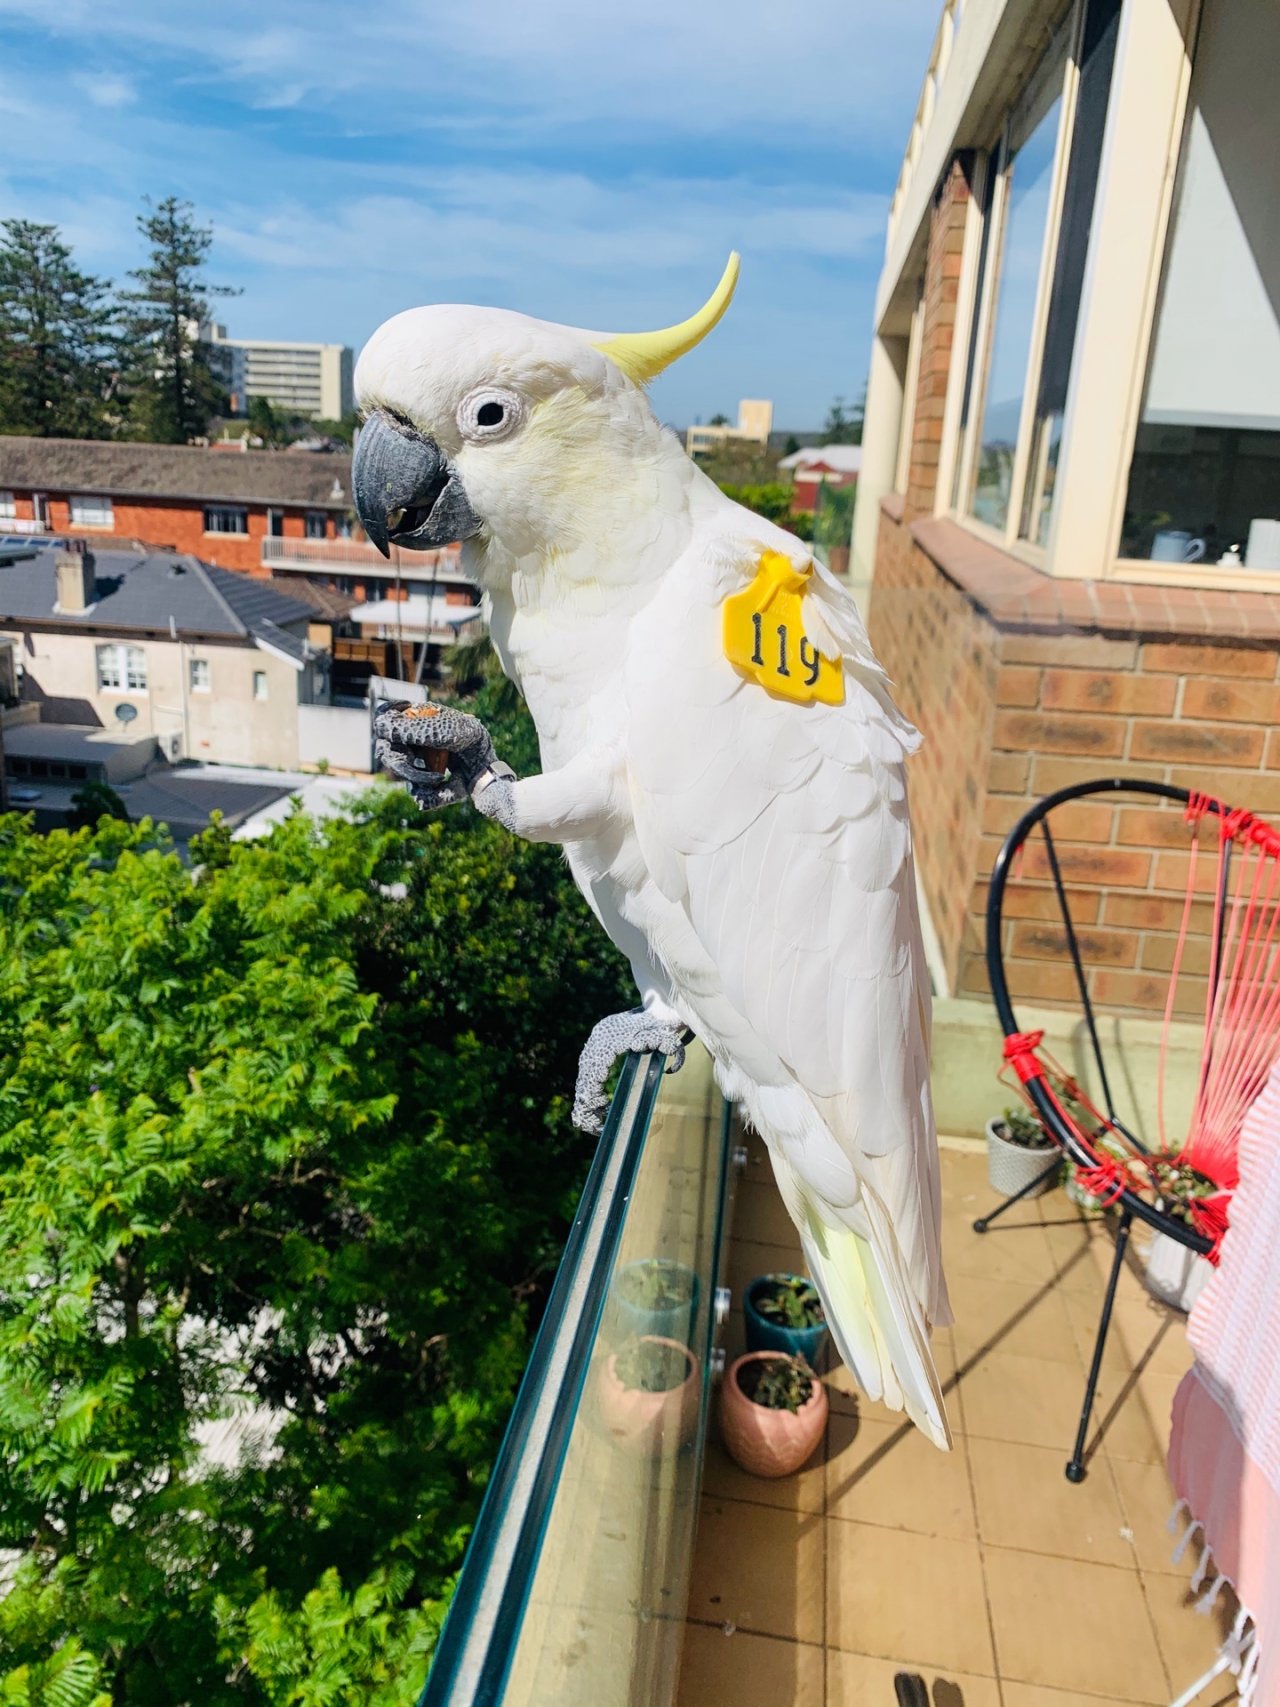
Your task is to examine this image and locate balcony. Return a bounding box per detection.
[417,1041,1237,1706]
[260,534,472,586]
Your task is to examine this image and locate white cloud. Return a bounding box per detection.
[73,71,137,109]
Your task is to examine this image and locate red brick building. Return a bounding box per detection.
[0,438,352,576]
[853,0,1280,1017]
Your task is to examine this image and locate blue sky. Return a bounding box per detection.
[0,0,939,427]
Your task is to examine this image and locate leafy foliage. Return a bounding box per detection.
[753,1275,824,1330]
[0,680,631,1701]
[716,481,813,543]
[738,1356,814,1413]
[117,197,239,444]
[821,389,865,446]
[0,221,117,439]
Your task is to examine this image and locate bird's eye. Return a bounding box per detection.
[457,387,525,444]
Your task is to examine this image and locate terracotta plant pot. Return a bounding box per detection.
[719,1351,828,1478]
[596,1336,700,1458]
[985,1116,1058,1199]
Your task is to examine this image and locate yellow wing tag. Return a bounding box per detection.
[722,550,844,706]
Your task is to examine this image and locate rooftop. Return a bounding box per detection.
[0,546,315,643]
[0,437,352,509]
[779,444,863,474]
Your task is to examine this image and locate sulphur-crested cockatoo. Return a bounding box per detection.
[352,256,952,1447]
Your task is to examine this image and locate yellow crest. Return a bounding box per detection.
[722,551,844,706]
[594,254,740,387]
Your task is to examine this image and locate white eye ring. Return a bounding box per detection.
[456,387,526,443]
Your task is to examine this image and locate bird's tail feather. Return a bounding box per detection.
[798,1198,952,1452]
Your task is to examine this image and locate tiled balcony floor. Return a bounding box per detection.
[678,1140,1239,1707]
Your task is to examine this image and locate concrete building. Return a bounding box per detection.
[854,0,1280,1022]
[0,544,328,772]
[686,399,774,459]
[203,324,354,421]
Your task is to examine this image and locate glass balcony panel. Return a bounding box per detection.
[421,1042,731,1707]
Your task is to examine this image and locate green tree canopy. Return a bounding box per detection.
[0,220,117,438]
[0,680,630,1700]
[118,197,239,444]
[821,388,865,446]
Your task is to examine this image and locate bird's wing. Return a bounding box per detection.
[624,526,949,1351]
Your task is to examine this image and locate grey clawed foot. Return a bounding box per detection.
[373,699,497,814]
[572,1008,689,1134]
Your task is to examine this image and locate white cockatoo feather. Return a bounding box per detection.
[355,286,952,1448]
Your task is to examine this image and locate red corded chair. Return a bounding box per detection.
[980,779,1280,1480]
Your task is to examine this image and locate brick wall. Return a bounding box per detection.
[904,154,972,520]
[870,507,1280,1018]
[9,492,336,575]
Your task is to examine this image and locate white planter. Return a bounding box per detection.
[985,1117,1058,1200]
[1143,1228,1212,1313]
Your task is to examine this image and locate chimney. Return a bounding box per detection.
[55,544,96,613]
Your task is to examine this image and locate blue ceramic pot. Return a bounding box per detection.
[613,1259,699,1345]
[744,1273,827,1366]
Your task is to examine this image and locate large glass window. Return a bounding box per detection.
[1120,0,1280,569]
[1020,0,1121,545]
[967,46,1066,531]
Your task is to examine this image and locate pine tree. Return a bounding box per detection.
[117,197,238,444]
[0,220,117,438]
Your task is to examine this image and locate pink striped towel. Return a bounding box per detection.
[1167,1063,1280,1703]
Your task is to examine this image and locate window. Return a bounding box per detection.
[955,0,1119,545]
[267,508,284,538]
[1020,0,1121,545]
[966,42,1067,531]
[305,511,327,539]
[0,492,14,520]
[97,644,147,692]
[1120,0,1280,568]
[253,670,268,701]
[69,494,114,528]
[204,505,248,535]
[190,657,210,693]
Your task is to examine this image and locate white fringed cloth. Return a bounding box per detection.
[1167,1064,1280,1703]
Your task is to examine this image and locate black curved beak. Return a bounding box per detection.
[352,409,483,557]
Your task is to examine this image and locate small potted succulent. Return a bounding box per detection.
[744,1273,827,1366]
[612,1257,699,1344]
[985,1103,1057,1199]
[1142,1156,1220,1312]
[597,1335,700,1458]
[719,1351,828,1478]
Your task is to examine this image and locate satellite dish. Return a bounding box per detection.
[114,703,138,725]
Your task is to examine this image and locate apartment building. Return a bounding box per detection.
[685,399,774,458]
[203,324,354,421]
[853,0,1280,1015]
[0,438,352,575]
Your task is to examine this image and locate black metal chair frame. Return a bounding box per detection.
[979,778,1217,1483]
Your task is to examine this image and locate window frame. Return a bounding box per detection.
[96,643,147,694]
[0,492,15,521]
[304,511,328,540]
[189,657,211,693]
[69,493,114,529]
[952,9,1081,564]
[1106,0,1277,591]
[253,669,269,701]
[203,505,250,536]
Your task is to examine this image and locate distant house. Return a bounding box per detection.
[0,437,484,694]
[777,444,862,512]
[0,544,328,771]
[0,438,353,575]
